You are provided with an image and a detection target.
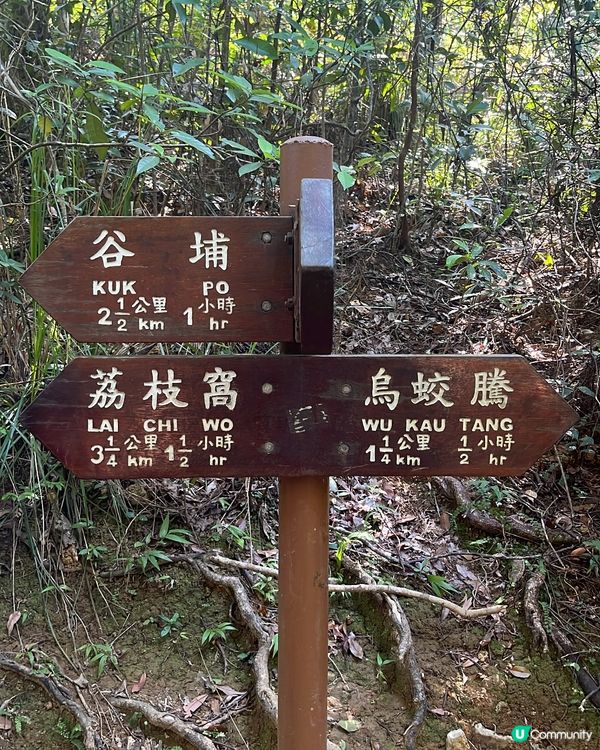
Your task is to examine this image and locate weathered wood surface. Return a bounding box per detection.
[21,217,294,342]
[21,355,576,479]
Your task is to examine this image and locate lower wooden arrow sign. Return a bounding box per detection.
[21,355,576,479]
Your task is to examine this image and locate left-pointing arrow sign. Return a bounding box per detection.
[20,216,294,343]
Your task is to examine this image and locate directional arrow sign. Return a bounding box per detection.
[20,217,294,343]
[21,355,576,479]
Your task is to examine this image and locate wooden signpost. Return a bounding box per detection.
[20,137,577,750]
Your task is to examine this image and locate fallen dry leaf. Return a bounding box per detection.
[7,611,21,636]
[183,694,208,719]
[346,632,364,660]
[215,684,244,698]
[508,666,531,679]
[439,511,451,531]
[114,680,127,697]
[570,547,588,558]
[456,564,478,583]
[327,695,343,720]
[338,718,361,733]
[0,716,11,731]
[131,672,147,694]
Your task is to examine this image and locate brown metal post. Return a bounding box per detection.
[278,137,333,750]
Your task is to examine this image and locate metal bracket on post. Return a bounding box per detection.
[294,178,335,354]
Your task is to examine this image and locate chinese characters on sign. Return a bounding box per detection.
[90,229,134,267]
[363,367,516,469]
[86,365,239,470]
[89,226,236,335]
[20,217,295,343]
[21,356,576,479]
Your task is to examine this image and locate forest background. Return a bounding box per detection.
[0,1,600,749]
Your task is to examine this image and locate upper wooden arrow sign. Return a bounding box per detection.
[20,216,294,343]
[21,355,576,479]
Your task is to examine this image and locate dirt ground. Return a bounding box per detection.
[1,478,599,749]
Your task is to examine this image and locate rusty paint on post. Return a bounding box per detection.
[20,216,294,343]
[279,136,335,216]
[278,136,334,750]
[20,355,577,480]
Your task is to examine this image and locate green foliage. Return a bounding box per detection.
[212,523,252,550]
[469,478,517,511]
[413,558,460,599]
[334,531,373,567]
[78,544,108,562]
[334,163,357,190]
[445,239,506,283]
[78,642,118,677]
[158,612,188,639]
[427,574,460,598]
[0,707,31,736]
[132,546,173,573]
[54,719,85,749]
[375,652,394,681]
[201,622,236,646]
[127,515,192,573]
[13,713,32,734]
[253,572,278,604]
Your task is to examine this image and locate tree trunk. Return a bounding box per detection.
[393,0,423,253]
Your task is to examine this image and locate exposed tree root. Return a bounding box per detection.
[550,629,600,711]
[210,553,279,579]
[102,551,504,619]
[436,478,600,713]
[523,572,549,652]
[328,582,504,619]
[209,553,505,619]
[0,656,228,749]
[109,697,218,750]
[521,570,600,711]
[338,556,427,750]
[434,476,580,546]
[183,556,278,725]
[0,655,104,750]
[184,555,340,750]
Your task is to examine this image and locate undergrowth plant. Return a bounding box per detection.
[445,239,506,284]
[78,642,119,678]
[128,514,193,573]
[201,622,236,646]
[54,719,85,750]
